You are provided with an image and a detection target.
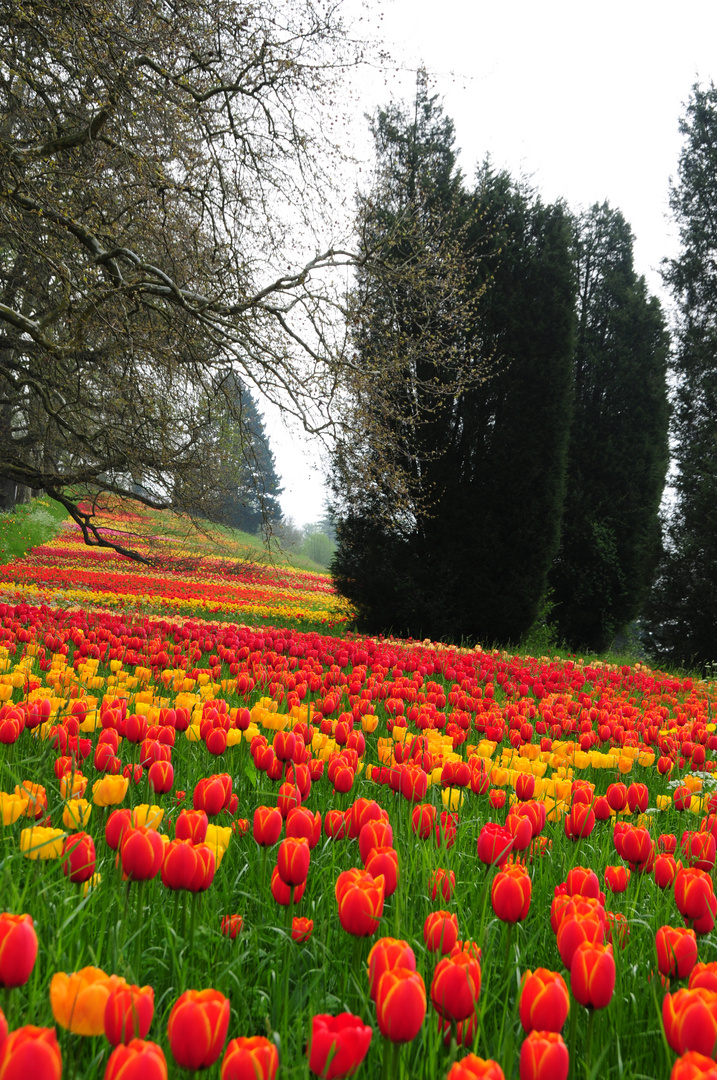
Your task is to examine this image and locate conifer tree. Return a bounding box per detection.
[550,203,670,653]
[646,84,717,668]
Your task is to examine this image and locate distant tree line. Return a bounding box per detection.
[330,74,673,658]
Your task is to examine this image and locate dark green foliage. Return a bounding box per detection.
[331,92,576,645]
[213,380,284,535]
[177,370,283,535]
[647,84,717,669]
[550,203,670,653]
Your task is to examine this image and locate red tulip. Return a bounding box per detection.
[106,809,133,851]
[335,868,384,937]
[491,865,531,923]
[365,847,399,897]
[519,1031,569,1080]
[430,868,456,903]
[375,967,426,1042]
[556,915,605,970]
[161,839,198,890]
[104,984,154,1045]
[446,1054,505,1079]
[412,804,437,839]
[477,823,514,867]
[564,802,595,840]
[221,1036,278,1080]
[307,1013,372,1079]
[121,827,165,881]
[436,811,459,849]
[166,988,230,1070]
[104,1039,168,1080]
[270,866,305,907]
[565,866,600,899]
[430,953,482,1023]
[148,760,174,795]
[674,786,693,811]
[286,807,322,849]
[0,913,38,987]
[515,773,535,801]
[488,789,507,810]
[519,969,570,1033]
[292,917,313,942]
[324,810,347,840]
[690,963,717,992]
[627,783,648,813]
[220,915,243,939]
[622,826,655,872]
[668,1050,717,1080]
[424,911,459,955]
[193,775,231,817]
[660,834,678,854]
[663,988,717,1057]
[175,810,209,845]
[675,868,717,934]
[606,783,627,811]
[655,854,681,890]
[0,1026,61,1080]
[276,837,310,887]
[506,813,533,852]
[358,819,393,865]
[62,832,96,884]
[253,806,282,847]
[570,941,615,1009]
[604,865,630,893]
[682,831,716,872]
[367,938,416,1001]
[277,781,302,817]
[656,926,698,980]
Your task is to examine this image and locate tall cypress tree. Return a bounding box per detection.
[331,101,576,644]
[646,84,717,668]
[550,203,670,653]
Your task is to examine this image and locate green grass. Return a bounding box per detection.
[0,497,68,564]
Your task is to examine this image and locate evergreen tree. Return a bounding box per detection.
[212,374,284,535]
[331,96,576,644]
[550,203,670,653]
[646,84,717,668]
[175,370,283,535]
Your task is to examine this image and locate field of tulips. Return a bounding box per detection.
[0,511,350,626]
[1,514,717,1078]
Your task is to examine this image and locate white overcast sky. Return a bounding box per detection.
[271,0,717,528]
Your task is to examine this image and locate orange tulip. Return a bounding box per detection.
[51,967,127,1035]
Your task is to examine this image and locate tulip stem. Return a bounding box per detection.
[584,1009,595,1080]
[567,998,578,1080]
[134,878,145,979]
[477,865,492,948]
[2,987,9,1027]
[189,890,198,952]
[497,924,513,1056]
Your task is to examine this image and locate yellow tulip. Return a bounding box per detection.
[132,804,164,830]
[60,772,88,799]
[63,799,91,830]
[19,826,65,859]
[0,791,29,825]
[91,775,128,807]
[441,788,464,811]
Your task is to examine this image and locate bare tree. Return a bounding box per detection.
[0,0,367,555]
